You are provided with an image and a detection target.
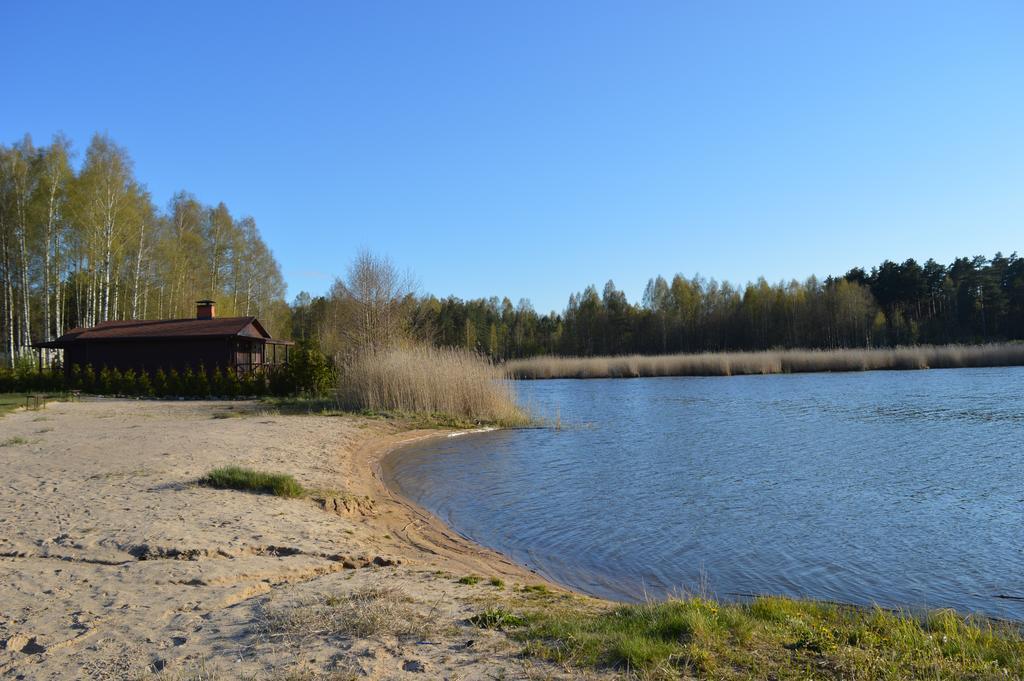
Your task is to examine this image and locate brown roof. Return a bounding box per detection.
[35,316,286,348]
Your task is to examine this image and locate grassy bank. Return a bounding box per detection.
[506,344,1024,379]
[477,592,1024,679]
[0,393,26,417]
[0,392,66,417]
[337,344,529,426]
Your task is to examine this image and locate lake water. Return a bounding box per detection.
[384,368,1024,619]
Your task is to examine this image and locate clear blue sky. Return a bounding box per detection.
[3,1,1022,313]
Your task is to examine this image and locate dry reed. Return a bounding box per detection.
[506,343,1024,379]
[338,344,529,425]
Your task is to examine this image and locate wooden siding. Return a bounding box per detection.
[65,338,236,376]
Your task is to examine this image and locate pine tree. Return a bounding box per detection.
[165,368,182,396]
[194,364,210,397]
[69,364,83,391]
[98,367,113,394]
[82,366,96,393]
[181,367,196,397]
[209,367,225,397]
[225,369,241,398]
[136,371,153,397]
[121,369,138,396]
[153,368,167,397]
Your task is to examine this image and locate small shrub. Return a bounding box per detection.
[224,370,241,398]
[165,368,182,396]
[181,366,197,397]
[82,365,96,392]
[97,366,114,394]
[111,368,125,395]
[457,575,481,585]
[152,368,168,397]
[284,344,336,396]
[202,466,305,498]
[240,373,261,397]
[250,372,268,397]
[209,367,226,396]
[68,364,83,391]
[268,365,295,396]
[194,364,210,397]
[136,371,154,397]
[121,369,138,396]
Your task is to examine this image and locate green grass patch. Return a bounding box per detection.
[0,393,65,417]
[0,394,24,417]
[259,396,348,416]
[519,583,551,595]
[493,595,1024,680]
[457,574,482,585]
[469,607,527,630]
[489,577,505,588]
[201,466,305,498]
[1,436,28,447]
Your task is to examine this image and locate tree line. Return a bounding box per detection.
[294,253,1024,359]
[0,132,288,367]
[5,128,1020,369]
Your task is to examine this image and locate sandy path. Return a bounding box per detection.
[0,399,601,680]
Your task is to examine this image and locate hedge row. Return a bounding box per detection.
[0,368,65,393]
[0,346,336,398]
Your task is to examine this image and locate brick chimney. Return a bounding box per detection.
[196,300,216,320]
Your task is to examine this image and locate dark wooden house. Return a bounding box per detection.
[35,301,293,376]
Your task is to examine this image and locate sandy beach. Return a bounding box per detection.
[0,399,603,680]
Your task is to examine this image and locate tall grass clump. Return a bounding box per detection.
[201,465,305,498]
[338,344,529,426]
[507,343,1024,379]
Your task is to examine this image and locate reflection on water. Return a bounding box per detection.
[385,367,1024,619]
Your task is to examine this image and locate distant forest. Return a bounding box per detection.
[295,253,1024,359]
[4,133,1022,367]
[0,133,288,365]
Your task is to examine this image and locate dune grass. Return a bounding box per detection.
[477,594,1024,679]
[201,465,305,498]
[337,344,530,426]
[257,585,433,642]
[506,343,1024,379]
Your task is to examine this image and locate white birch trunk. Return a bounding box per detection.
[131,220,145,318]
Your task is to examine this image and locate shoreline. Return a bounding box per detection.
[3,399,1020,679]
[351,427,558,588]
[0,400,588,680]
[369,425,1024,629]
